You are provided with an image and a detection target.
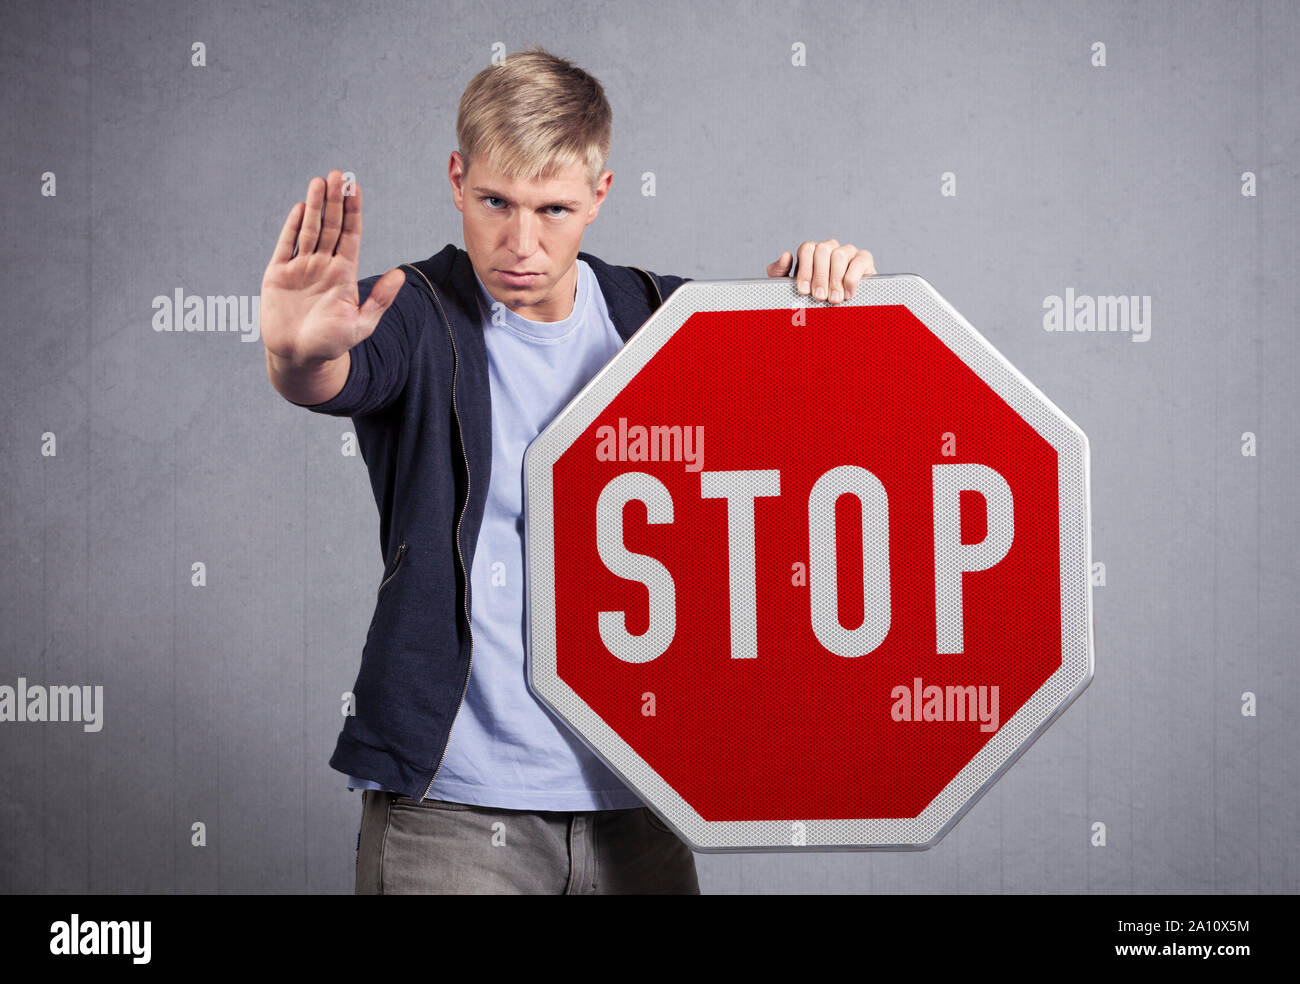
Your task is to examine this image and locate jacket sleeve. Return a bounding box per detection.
[290,274,421,418]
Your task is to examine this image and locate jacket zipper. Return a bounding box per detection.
[402,263,475,801]
[377,541,406,596]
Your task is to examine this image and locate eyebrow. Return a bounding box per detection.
[471,186,582,209]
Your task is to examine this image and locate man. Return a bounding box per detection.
[261,47,875,894]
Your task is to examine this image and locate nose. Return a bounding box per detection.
[507,209,537,258]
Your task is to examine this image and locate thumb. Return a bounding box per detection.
[356,267,406,336]
[765,251,793,278]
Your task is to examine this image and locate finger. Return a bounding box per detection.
[320,170,345,256]
[765,251,793,278]
[272,201,305,264]
[795,241,816,294]
[336,176,363,265]
[841,250,876,300]
[296,176,325,257]
[810,238,839,301]
[827,243,855,303]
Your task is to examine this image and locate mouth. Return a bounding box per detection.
[497,269,542,286]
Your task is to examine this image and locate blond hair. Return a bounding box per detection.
[456,46,612,193]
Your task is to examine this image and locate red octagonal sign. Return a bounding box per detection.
[524,276,1093,851]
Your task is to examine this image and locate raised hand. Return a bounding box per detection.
[261,170,406,368]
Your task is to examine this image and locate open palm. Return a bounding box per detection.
[260,170,405,366]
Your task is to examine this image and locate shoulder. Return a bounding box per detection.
[578,250,691,307]
[354,244,482,326]
[344,245,474,355]
[399,243,464,294]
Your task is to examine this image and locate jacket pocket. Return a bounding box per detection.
[377,540,407,598]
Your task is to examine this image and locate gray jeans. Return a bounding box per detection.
[355,791,700,894]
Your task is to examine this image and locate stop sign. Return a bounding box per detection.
[524,275,1093,851]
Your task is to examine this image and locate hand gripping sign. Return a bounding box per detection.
[523,276,1093,851]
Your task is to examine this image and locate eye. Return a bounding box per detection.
[483,196,506,210]
[546,205,570,217]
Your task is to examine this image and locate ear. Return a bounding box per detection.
[449,151,468,212]
[585,169,613,226]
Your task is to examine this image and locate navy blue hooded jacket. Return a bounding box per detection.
[295,244,688,800]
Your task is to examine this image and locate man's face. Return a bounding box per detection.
[450,150,612,323]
